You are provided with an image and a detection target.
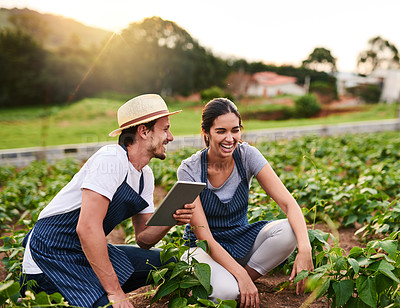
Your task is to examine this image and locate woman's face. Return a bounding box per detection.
[205,112,241,158]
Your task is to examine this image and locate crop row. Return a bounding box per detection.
[1,131,399,307]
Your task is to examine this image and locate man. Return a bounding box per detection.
[20,94,193,308]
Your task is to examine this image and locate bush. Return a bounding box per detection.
[347,84,382,104]
[309,81,338,103]
[200,86,233,103]
[293,93,322,118]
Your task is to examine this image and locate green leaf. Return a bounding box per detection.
[152,268,169,285]
[349,246,363,258]
[332,280,354,307]
[380,269,400,284]
[217,298,238,307]
[197,298,217,307]
[194,263,212,293]
[170,261,190,279]
[293,270,309,284]
[192,285,209,300]
[49,292,65,304]
[196,240,210,253]
[161,247,179,263]
[315,277,330,299]
[168,296,187,308]
[348,258,360,275]
[35,291,52,305]
[0,280,15,292]
[356,276,377,308]
[333,256,346,272]
[180,275,202,288]
[360,188,378,195]
[151,277,179,303]
[378,240,397,256]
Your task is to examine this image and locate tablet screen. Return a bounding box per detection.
[145,181,206,226]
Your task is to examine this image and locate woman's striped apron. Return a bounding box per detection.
[184,147,268,258]
[24,145,149,307]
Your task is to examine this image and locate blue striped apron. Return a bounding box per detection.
[24,145,149,307]
[183,147,268,258]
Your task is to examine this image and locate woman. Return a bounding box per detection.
[177,98,314,308]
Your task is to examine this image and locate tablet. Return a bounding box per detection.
[145,181,206,226]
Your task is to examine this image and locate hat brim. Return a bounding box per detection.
[109,110,182,137]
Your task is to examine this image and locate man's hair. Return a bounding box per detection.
[118,119,157,146]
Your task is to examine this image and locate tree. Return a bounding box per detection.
[8,11,49,45]
[106,16,229,95]
[357,36,400,76]
[302,47,337,73]
[0,29,47,107]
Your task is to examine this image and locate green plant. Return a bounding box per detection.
[0,280,69,307]
[284,229,400,307]
[293,93,321,118]
[149,238,237,307]
[200,87,233,103]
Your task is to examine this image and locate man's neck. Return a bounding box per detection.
[125,143,151,171]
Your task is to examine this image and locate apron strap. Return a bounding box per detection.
[120,144,144,195]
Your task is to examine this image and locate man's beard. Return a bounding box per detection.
[150,139,167,160]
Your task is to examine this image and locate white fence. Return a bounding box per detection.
[1,119,399,167]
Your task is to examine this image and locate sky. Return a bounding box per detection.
[1,0,400,73]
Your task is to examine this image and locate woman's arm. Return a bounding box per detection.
[77,189,133,307]
[256,163,314,294]
[191,197,260,308]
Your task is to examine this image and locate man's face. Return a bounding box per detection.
[147,116,174,160]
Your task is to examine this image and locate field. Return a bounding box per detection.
[1,130,399,307]
[0,96,398,149]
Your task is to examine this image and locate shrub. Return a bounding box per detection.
[200,86,233,103]
[293,93,321,118]
[347,84,382,104]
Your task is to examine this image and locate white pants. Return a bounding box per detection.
[182,219,297,302]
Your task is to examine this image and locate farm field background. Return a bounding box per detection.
[0,95,399,150]
[1,131,399,307]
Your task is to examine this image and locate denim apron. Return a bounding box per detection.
[23,145,149,307]
[183,147,268,258]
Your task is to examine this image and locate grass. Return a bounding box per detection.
[0,97,398,150]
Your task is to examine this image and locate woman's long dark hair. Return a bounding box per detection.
[201,98,242,147]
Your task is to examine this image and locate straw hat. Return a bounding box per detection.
[109,94,182,137]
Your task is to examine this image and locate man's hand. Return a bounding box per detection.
[173,202,195,225]
[108,290,134,308]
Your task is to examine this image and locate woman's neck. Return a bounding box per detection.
[206,150,234,173]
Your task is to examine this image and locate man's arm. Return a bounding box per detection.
[132,203,195,249]
[77,189,133,307]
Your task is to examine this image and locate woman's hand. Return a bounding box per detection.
[289,250,314,295]
[173,202,195,225]
[237,274,260,308]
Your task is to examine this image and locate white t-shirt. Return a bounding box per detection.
[23,144,155,274]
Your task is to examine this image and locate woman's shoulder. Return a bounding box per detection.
[180,149,202,168]
[237,142,261,157]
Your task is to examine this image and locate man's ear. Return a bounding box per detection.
[137,124,148,139]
